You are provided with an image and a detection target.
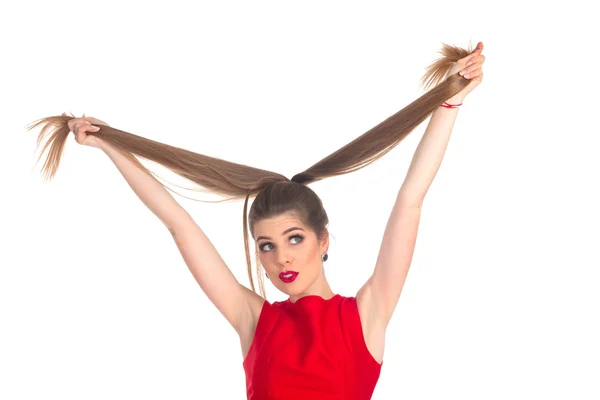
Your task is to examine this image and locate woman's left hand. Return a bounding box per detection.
[448,41,485,99]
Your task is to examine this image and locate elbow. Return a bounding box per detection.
[398,185,425,208]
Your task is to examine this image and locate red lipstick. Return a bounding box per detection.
[279,271,299,283]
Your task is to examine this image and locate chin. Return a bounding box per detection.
[277,283,300,296]
[277,277,312,297]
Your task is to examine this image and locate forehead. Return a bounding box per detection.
[254,214,304,232]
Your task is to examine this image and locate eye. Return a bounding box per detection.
[259,234,304,252]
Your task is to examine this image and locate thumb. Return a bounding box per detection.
[471,41,483,54]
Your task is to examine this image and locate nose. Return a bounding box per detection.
[275,249,293,267]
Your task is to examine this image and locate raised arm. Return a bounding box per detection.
[92,124,264,335]
[356,92,464,331]
[356,42,485,332]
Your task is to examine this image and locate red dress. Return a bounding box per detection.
[243,294,383,399]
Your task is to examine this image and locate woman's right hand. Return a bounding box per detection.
[64,112,104,149]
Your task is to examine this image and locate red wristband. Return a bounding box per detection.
[440,100,463,108]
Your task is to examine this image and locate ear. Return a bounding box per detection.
[319,228,329,253]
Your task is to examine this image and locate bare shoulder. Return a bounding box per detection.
[237,284,266,360]
[356,279,386,364]
[239,283,266,322]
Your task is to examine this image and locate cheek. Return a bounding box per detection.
[300,245,319,262]
[257,253,277,272]
[257,253,268,267]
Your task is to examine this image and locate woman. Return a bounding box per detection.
[28,42,485,399]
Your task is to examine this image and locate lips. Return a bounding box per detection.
[279,271,299,283]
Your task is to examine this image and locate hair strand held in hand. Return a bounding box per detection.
[26,42,474,299]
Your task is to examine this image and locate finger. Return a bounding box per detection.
[459,64,479,76]
[463,67,482,79]
[465,54,485,68]
[75,119,90,130]
[74,131,83,143]
[74,123,88,136]
[471,41,483,54]
[78,123,95,133]
[460,57,485,75]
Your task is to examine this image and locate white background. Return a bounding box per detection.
[2,0,599,399]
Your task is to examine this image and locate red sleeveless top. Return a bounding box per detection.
[243,294,383,399]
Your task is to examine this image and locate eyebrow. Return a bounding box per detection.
[256,227,305,242]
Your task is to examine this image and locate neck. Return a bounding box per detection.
[289,271,335,303]
[289,289,335,303]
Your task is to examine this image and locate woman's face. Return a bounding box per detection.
[253,213,328,297]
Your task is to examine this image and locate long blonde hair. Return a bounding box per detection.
[27,43,473,299]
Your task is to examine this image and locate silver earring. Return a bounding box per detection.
[265,272,269,280]
[322,252,328,262]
